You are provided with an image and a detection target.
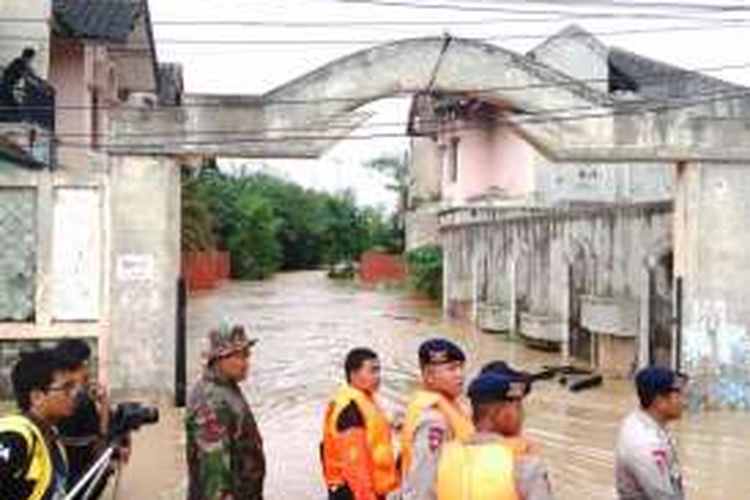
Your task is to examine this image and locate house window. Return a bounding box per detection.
[448,138,459,183]
[0,188,36,321]
[91,89,100,149]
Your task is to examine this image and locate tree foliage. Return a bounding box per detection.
[180,166,401,280]
[365,152,410,253]
[406,245,443,300]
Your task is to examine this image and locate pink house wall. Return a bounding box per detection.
[49,38,87,168]
[441,120,538,204]
[49,39,111,168]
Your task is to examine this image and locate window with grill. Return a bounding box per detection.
[0,188,36,322]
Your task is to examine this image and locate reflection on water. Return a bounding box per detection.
[184,272,750,499]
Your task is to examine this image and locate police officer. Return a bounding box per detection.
[321,347,399,500]
[615,366,687,500]
[185,324,265,500]
[400,338,474,500]
[479,360,535,457]
[0,349,79,499]
[436,372,554,500]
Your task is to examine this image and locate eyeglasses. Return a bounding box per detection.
[47,382,82,398]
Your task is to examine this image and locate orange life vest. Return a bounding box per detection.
[400,389,474,476]
[321,385,399,495]
[436,437,519,500]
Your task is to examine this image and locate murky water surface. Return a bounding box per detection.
[127,271,750,499]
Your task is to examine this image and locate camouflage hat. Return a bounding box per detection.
[206,322,257,363]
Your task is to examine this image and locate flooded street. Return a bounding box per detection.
[125,271,750,499]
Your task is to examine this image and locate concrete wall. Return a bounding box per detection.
[0,162,110,396]
[408,137,441,206]
[0,0,51,78]
[536,162,674,205]
[405,203,440,251]
[677,163,750,410]
[108,155,180,398]
[441,203,672,369]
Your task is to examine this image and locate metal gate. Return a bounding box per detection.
[648,253,675,366]
[569,263,593,365]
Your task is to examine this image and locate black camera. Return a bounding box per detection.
[109,402,159,440]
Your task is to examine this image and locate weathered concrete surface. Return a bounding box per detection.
[676,163,750,410]
[441,202,672,372]
[108,155,180,396]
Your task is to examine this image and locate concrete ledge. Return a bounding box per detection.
[519,312,563,343]
[580,295,638,338]
[477,303,512,333]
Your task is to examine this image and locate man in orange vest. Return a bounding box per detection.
[401,338,474,500]
[436,372,554,500]
[321,348,398,500]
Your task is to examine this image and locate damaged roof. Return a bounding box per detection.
[607,47,746,101]
[52,0,144,43]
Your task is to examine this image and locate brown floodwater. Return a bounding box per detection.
[120,271,750,499]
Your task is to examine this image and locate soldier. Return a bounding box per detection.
[615,366,687,500]
[185,324,265,500]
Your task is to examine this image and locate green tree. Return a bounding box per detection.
[406,245,443,300]
[227,194,280,280]
[365,152,410,252]
[181,165,402,280]
[180,168,215,252]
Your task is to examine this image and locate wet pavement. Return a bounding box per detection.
[121,271,750,499]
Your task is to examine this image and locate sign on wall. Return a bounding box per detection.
[52,188,101,320]
[116,254,155,282]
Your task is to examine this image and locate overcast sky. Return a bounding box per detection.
[148,0,750,209]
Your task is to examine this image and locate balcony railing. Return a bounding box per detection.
[0,67,55,132]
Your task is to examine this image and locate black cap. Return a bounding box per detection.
[468,372,529,404]
[418,338,466,367]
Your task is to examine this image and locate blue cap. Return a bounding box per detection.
[418,338,466,367]
[468,372,530,404]
[635,366,687,398]
[480,361,532,394]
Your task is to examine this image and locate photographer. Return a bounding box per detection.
[0,349,78,499]
[54,340,129,499]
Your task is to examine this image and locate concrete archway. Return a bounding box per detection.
[110,36,613,157]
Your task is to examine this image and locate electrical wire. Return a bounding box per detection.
[6,60,750,113]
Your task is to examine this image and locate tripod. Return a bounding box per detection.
[64,443,121,500]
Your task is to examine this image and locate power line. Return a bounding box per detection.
[0,18,748,49]
[9,60,749,113]
[315,0,750,18]
[412,0,750,13]
[53,86,750,148]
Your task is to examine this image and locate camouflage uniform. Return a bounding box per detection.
[185,325,265,500]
